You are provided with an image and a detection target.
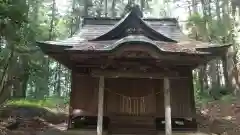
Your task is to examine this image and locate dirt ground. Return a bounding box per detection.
[0,105,68,135]
[1,101,240,135]
[198,100,240,135]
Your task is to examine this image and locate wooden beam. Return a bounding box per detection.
[91,70,189,79]
[74,58,203,67]
[164,77,172,135]
[97,76,105,135]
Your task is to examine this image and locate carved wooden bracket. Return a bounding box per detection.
[125,27,143,35]
[117,51,152,58]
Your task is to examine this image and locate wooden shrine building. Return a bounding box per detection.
[37,6,230,135]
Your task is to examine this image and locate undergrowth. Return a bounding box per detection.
[6,97,69,109]
[195,86,237,106]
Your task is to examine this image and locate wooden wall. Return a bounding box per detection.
[70,74,99,115]
[70,70,196,118]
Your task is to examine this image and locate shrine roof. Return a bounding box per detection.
[76,17,186,41]
[36,6,231,56]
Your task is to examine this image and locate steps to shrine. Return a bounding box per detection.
[109,125,156,134]
[108,114,156,135]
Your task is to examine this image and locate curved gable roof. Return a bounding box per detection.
[90,10,177,42]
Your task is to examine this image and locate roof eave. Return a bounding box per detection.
[36,41,73,53]
[65,48,212,56]
[196,44,232,55]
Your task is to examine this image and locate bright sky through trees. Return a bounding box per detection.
[55,0,188,21]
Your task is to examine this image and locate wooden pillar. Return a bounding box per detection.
[68,72,74,129]
[164,77,172,135]
[97,76,105,135]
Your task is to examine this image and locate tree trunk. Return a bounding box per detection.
[55,63,61,97]
[84,0,89,17]
[231,0,240,94]
[0,79,16,105]
[199,65,208,93]
[188,2,192,16]
[221,0,240,94]
[20,73,29,98]
[222,50,231,89]
[232,0,237,17]
[216,0,221,21]
[70,0,76,36]
[111,0,116,17]
[128,0,133,5]
[104,0,107,17]
[49,0,56,40]
[0,45,14,92]
[191,0,197,13]
[140,0,144,11]
[199,0,209,41]
[13,57,29,98]
[208,0,212,17]
[216,59,221,87]
[209,60,218,89]
[198,67,204,94]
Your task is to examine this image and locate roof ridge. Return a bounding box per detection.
[83,17,178,22]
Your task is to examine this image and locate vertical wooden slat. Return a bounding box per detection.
[143,97,145,113]
[137,99,138,115]
[164,77,172,135]
[97,76,104,135]
[136,99,138,116]
[134,99,136,115]
[129,97,131,114]
[121,96,124,113]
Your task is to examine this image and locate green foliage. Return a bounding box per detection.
[6,97,68,108]
[7,99,55,108]
[209,87,232,99]
[186,0,240,106]
[0,0,72,101]
[195,86,235,105]
[194,82,213,105]
[193,73,235,105]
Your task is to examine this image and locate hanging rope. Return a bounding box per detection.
[104,88,161,99]
[104,88,159,115]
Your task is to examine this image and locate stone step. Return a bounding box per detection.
[110,123,155,128]
[109,123,156,135]
[109,128,157,135]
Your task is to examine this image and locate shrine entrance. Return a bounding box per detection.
[105,78,158,134]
